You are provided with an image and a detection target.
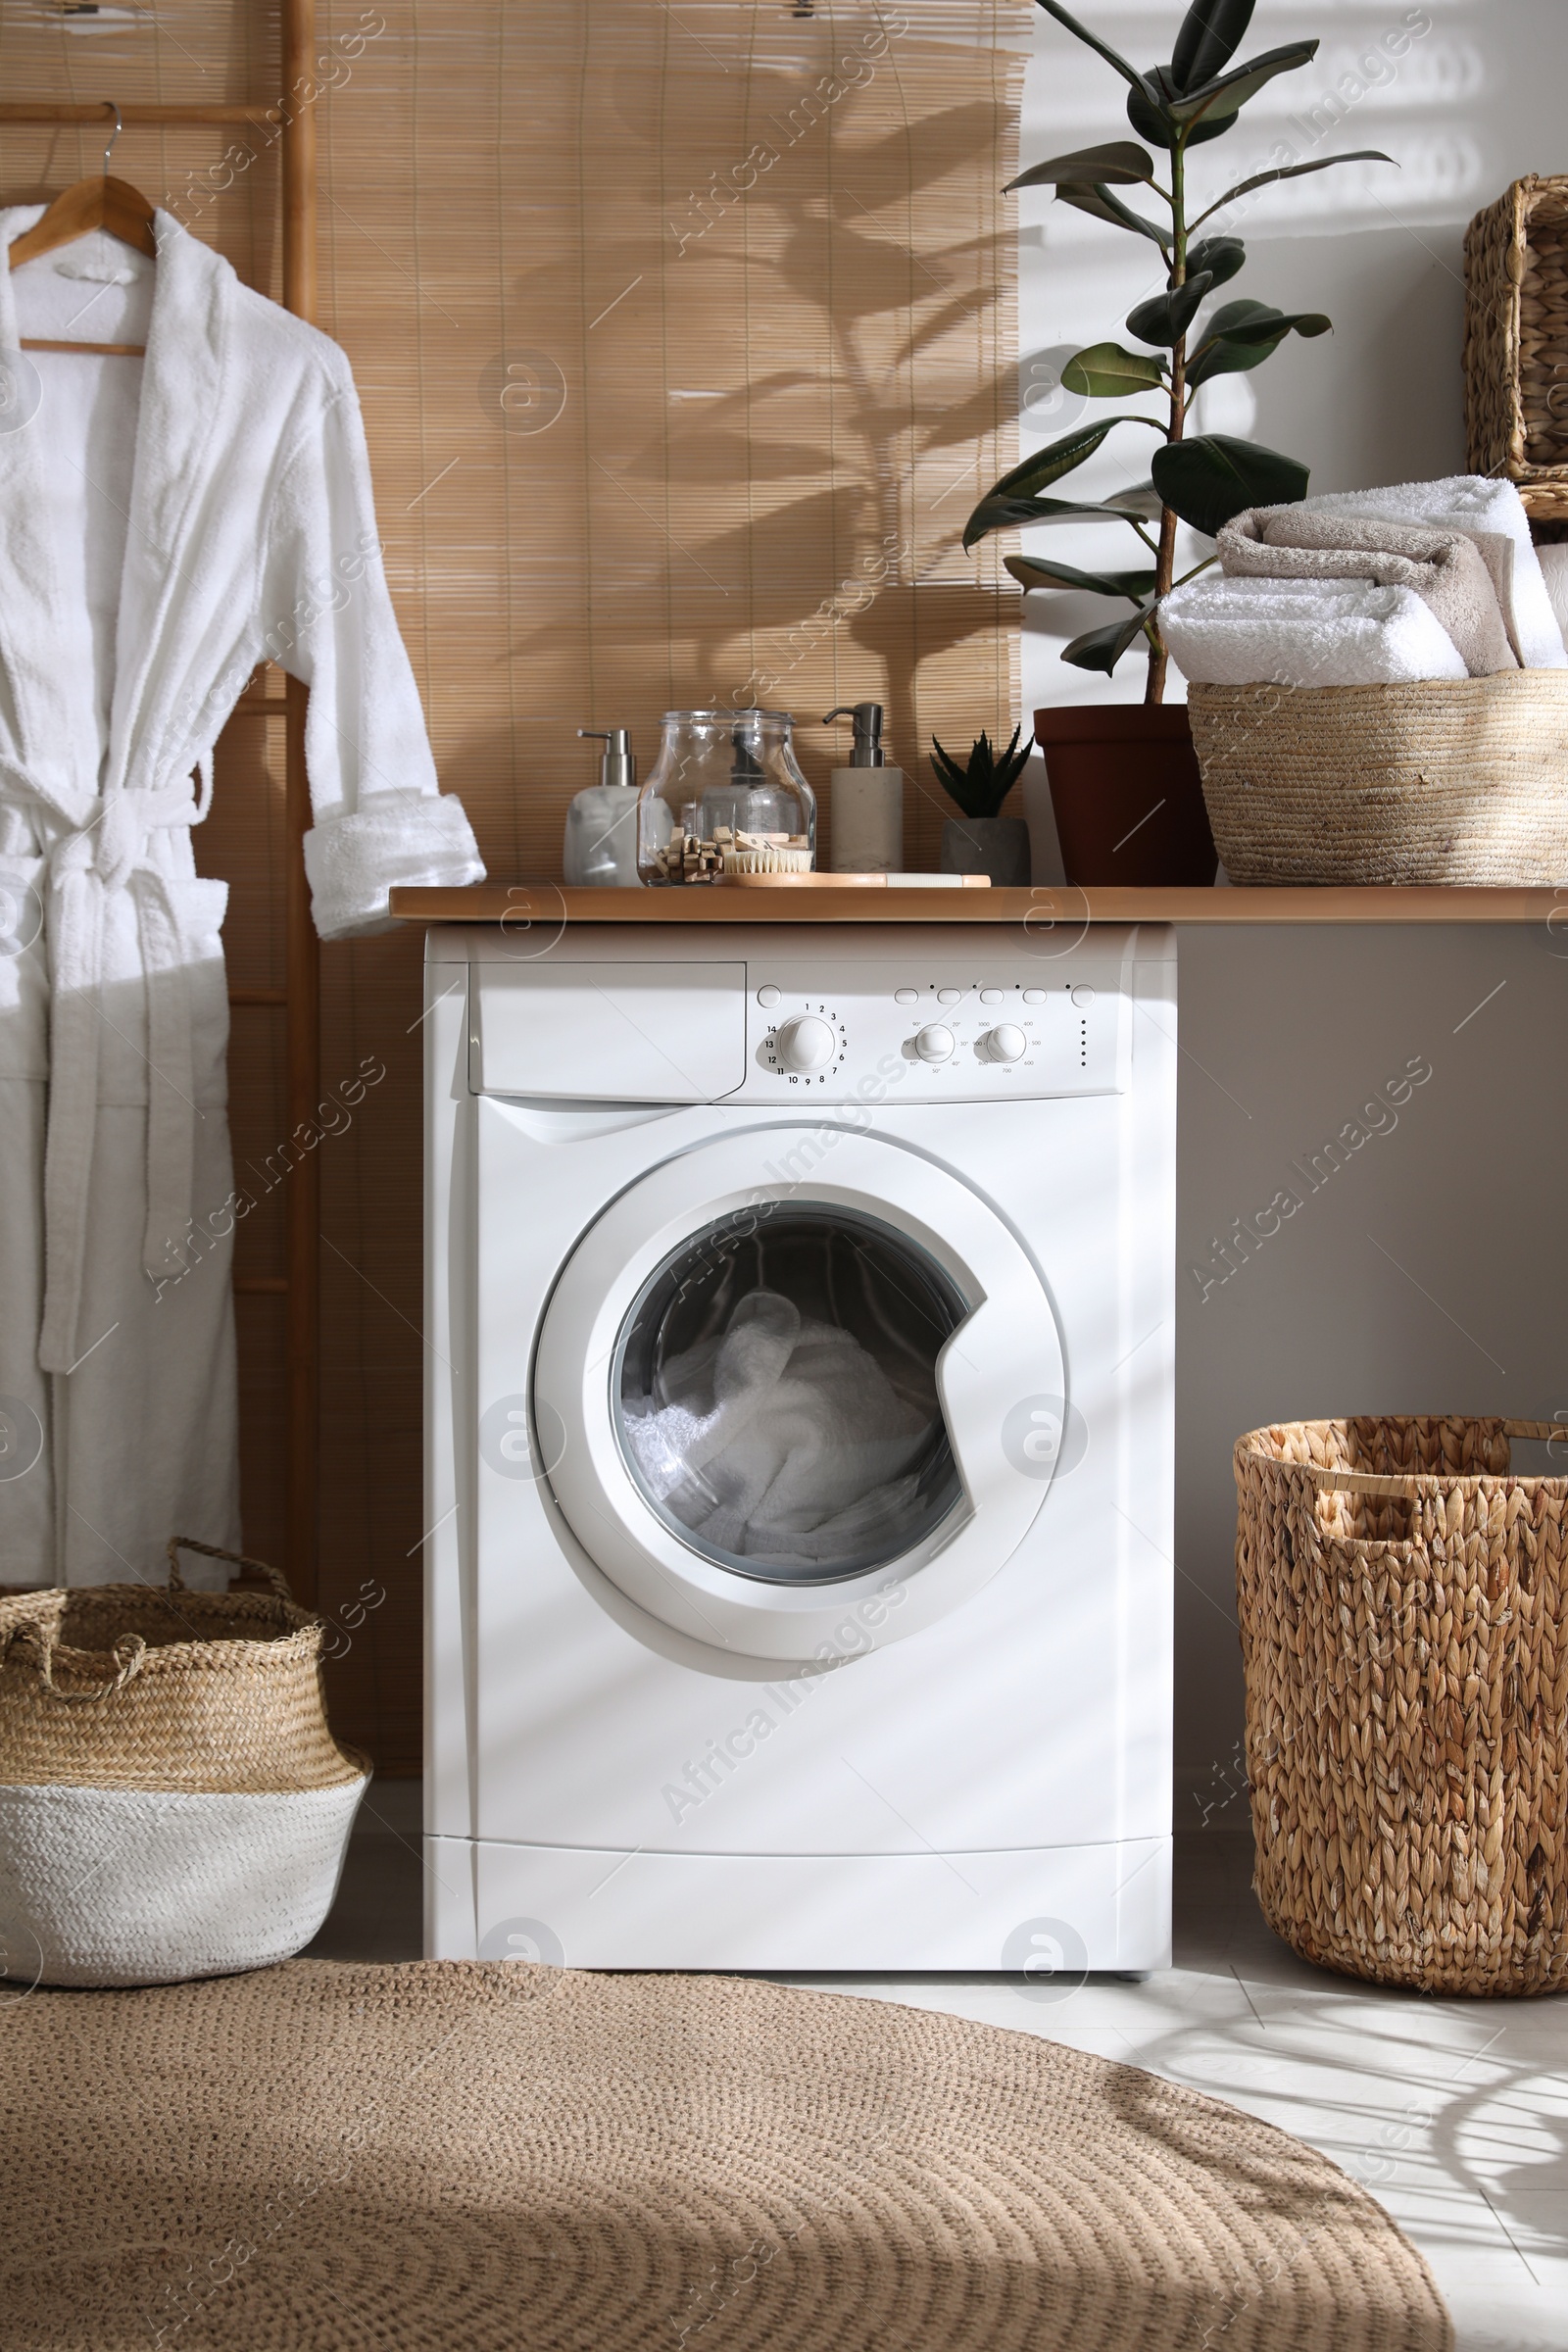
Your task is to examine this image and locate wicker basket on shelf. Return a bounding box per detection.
[1234,1418,1568,1997]
[1187,671,1568,884]
[1464,174,1568,523]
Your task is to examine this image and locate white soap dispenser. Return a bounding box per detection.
[564,727,642,886]
[823,703,904,873]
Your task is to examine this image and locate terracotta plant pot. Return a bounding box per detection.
[939,815,1031,886]
[1033,705,1218,888]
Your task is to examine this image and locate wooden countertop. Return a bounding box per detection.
[390,883,1568,926]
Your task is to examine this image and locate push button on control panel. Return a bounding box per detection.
[894,988,918,1006]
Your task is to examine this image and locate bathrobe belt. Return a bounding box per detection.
[37,768,214,1377]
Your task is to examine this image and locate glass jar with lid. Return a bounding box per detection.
[637,709,816,883]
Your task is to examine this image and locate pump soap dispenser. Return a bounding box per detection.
[564,728,641,886]
[823,703,904,873]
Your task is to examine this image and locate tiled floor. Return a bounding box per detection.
[310,1799,1568,2352]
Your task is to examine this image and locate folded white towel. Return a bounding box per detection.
[1161,574,1469,688]
[1217,508,1517,676]
[1297,475,1567,670]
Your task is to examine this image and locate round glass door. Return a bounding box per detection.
[612,1206,967,1584]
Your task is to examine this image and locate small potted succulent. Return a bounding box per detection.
[966,0,1390,885]
[931,726,1033,885]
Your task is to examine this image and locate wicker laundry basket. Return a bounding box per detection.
[1188,672,1568,884]
[1464,174,1568,523]
[1235,1419,1568,1996]
[0,1539,368,1988]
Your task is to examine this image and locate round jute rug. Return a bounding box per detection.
[0,1960,1449,2351]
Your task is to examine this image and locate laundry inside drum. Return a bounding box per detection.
[613,1207,968,1584]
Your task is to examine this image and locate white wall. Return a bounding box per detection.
[1014,1,1568,1799]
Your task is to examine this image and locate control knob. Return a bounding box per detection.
[774,1013,837,1072]
[981,1023,1028,1065]
[913,1024,956,1063]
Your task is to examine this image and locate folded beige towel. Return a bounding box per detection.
[1218,507,1519,676]
[1538,540,1568,640]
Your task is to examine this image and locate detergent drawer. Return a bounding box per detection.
[470,961,747,1101]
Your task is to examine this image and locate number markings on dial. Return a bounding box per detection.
[762,1005,847,1083]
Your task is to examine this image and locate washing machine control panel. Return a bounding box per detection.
[744,960,1128,1099]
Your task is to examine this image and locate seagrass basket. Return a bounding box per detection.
[1464,174,1568,523]
[0,1539,368,1987]
[1188,672,1568,884]
[1235,1419,1568,1996]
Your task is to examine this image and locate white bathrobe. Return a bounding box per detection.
[0,208,483,1587]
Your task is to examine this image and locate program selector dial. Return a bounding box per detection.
[913,1024,956,1063]
[981,1023,1028,1065]
[773,1013,838,1072]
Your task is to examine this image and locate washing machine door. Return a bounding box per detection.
[534,1128,1064,1659]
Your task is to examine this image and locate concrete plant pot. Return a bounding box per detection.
[939,815,1031,886]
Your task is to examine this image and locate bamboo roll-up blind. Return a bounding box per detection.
[321,0,1030,870]
[2,0,1028,1769]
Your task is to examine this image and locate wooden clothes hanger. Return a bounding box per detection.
[10,101,155,356]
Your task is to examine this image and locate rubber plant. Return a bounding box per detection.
[965,0,1392,701]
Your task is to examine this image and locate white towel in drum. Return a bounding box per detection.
[623,1289,938,1565]
[1160,573,1468,689]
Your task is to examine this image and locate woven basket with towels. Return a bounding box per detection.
[1161,474,1568,882]
[0,1539,368,1988]
[1189,670,1568,885]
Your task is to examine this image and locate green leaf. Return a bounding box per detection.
[1060,608,1155,673]
[1102,478,1164,518]
[964,480,1164,546]
[1168,39,1318,127]
[1185,299,1332,386]
[1184,339,1266,387]
[1034,0,1160,105]
[1183,343,1246,388]
[1005,554,1157,601]
[1056,180,1172,248]
[1061,341,1168,397]
[1005,141,1154,192]
[963,494,1063,543]
[1190,150,1395,229]
[1185,234,1246,286]
[1126,271,1213,348]
[1126,81,1233,151]
[977,414,1158,509]
[1011,481,1163,523]
[931,725,1032,818]
[1151,434,1309,536]
[968,494,1081,538]
[1170,0,1256,94]
[1204,297,1332,344]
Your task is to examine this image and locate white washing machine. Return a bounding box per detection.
[423,917,1176,1973]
